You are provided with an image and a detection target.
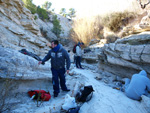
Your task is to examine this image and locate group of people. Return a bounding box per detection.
[38,40,84,97]
[38,40,150,101]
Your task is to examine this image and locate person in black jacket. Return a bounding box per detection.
[38,40,71,97]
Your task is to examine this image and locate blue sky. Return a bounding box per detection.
[32,0,136,17]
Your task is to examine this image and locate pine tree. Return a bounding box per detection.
[59,8,67,17]
[22,0,36,14]
[68,8,76,19]
[52,15,61,37]
[42,1,52,11]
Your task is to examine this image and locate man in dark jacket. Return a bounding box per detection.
[38,40,71,97]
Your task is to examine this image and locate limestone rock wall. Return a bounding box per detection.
[0,0,50,56]
[0,46,51,80]
[98,32,150,78]
[35,13,72,42]
[83,32,150,78]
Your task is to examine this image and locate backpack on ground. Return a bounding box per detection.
[73,45,77,53]
[28,90,51,101]
[75,85,94,102]
[67,106,80,113]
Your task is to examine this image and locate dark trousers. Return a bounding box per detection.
[51,68,67,94]
[74,55,77,64]
[76,56,82,68]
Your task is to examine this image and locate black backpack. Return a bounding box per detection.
[75,85,94,102]
[19,49,42,61]
[73,44,77,53]
[67,106,80,113]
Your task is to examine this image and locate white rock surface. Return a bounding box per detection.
[0,0,50,56]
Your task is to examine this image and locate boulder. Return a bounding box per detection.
[139,15,150,31]
[89,39,100,45]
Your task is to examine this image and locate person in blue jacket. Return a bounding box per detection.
[124,70,150,100]
[38,40,71,97]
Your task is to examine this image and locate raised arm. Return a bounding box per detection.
[42,50,51,64]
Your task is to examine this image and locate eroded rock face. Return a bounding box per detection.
[0,46,52,111]
[100,32,150,78]
[83,32,150,78]
[0,0,50,56]
[56,14,72,38]
[35,14,72,42]
[35,17,57,41]
[0,46,51,80]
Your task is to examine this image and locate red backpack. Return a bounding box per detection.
[28,90,51,101]
[73,44,77,53]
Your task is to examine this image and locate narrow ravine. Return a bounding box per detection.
[10,63,149,113]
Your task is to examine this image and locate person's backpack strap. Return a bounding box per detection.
[73,44,77,53]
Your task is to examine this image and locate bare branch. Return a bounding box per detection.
[137,0,150,9]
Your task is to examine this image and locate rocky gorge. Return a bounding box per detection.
[0,0,72,57]
[1,0,150,112]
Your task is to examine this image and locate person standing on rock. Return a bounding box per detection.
[123,70,150,101]
[38,40,71,97]
[76,42,84,69]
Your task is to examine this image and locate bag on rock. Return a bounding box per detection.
[75,85,94,102]
[62,94,77,111]
[67,106,80,113]
[28,90,51,101]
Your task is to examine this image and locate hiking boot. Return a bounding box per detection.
[80,67,84,69]
[120,88,125,92]
[63,89,70,92]
[54,93,58,97]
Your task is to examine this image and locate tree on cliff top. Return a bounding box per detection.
[52,15,62,37]
[36,6,49,20]
[68,8,76,19]
[59,8,67,17]
[22,0,37,14]
[42,1,52,11]
[59,8,76,19]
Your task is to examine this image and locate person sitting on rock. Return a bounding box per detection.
[123,70,150,101]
